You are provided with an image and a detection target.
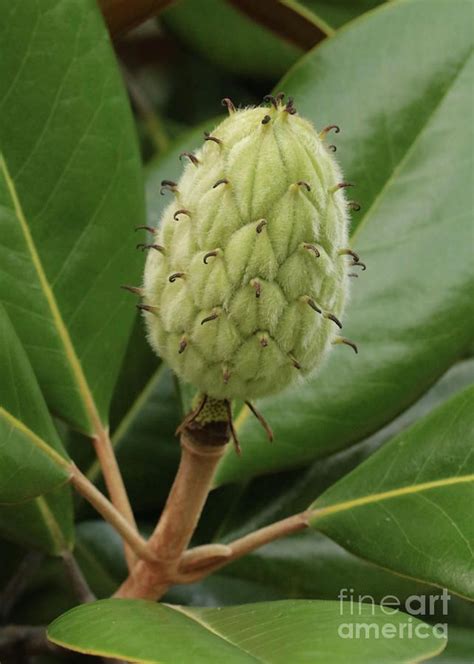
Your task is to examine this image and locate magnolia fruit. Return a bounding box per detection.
[139,95,362,403]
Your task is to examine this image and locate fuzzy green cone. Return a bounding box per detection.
[142,97,356,401]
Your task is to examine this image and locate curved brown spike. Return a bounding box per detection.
[261,114,272,125]
[136,303,158,315]
[213,178,229,189]
[284,97,296,114]
[173,209,191,221]
[203,250,219,264]
[176,394,208,435]
[251,280,261,299]
[324,312,343,329]
[222,367,231,384]
[225,400,241,455]
[302,243,320,258]
[136,243,165,253]
[348,200,361,211]
[135,225,155,233]
[332,336,358,354]
[328,144,337,152]
[245,401,273,442]
[204,131,222,145]
[320,124,340,136]
[338,248,360,263]
[179,151,200,166]
[263,94,277,108]
[306,298,322,314]
[297,180,311,192]
[256,218,267,233]
[169,272,185,283]
[201,312,219,325]
[330,182,354,193]
[275,92,285,103]
[160,180,177,195]
[121,285,144,296]
[221,97,236,113]
[178,338,187,354]
[350,260,367,271]
[289,353,301,370]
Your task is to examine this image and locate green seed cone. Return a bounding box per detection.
[143,100,351,400]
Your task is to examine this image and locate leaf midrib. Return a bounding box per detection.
[0,406,70,471]
[167,604,267,663]
[310,473,474,522]
[36,495,69,552]
[0,153,102,434]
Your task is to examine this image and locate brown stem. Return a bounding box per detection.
[61,551,96,604]
[120,63,170,153]
[180,512,310,583]
[98,0,177,38]
[70,465,155,564]
[115,407,229,600]
[179,543,232,571]
[0,625,64,658]
[92,428,137,570]
[227,0,330,51]
[0,626,116,662]
[0,551,43,621]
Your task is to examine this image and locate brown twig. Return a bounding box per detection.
[91,428,137,570]
[70,465,155,564]
[227,0,330,51]
[179,543,232,572]
[115,400,230,600]
[0,551,43,621]
[179,512,310,583]
[120,63,169,153]
[61,551,96,604]
[0,625,64,658]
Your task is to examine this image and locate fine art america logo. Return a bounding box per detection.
[337,588,450,640]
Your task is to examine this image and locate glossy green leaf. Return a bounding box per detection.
[0,0,145,434]
[215,0,474,486]
[0,305,70,503]
[310,386,474,598]
[0,305,73,552]
[48,598,446,663]
[162,0,304,80]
